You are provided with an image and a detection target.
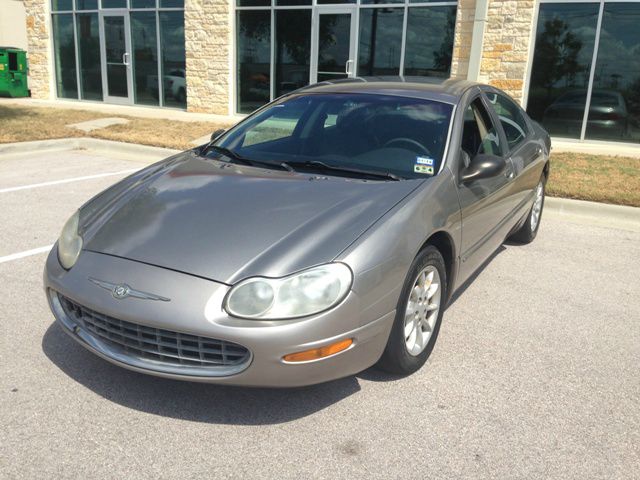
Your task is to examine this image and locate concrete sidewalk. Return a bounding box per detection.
[552,138,640,158]
[0,97,244,124]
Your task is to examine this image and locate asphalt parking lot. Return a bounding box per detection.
[2,148,639,479]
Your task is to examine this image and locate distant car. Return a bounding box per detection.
[44,77,550,387]
[543,89,629,139]
[147,69,186,104]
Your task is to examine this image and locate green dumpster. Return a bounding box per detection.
[0,47,29,98]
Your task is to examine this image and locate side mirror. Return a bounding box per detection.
[459,154,506,183]
[210,128,226,142]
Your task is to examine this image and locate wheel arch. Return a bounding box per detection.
[418,230,457,303]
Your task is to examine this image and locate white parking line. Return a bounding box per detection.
[0,245,53,264]
[0,169,138,194]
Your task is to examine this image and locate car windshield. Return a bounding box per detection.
[209,93,454,180]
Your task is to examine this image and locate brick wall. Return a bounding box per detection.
[184,0,230,114]
[478,0,536,104]
[24,0,50,99]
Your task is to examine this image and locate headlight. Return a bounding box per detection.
[224,263,352,319]
[57,211,83,270]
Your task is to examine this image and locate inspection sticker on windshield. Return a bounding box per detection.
[416,156,434,166]
[414,165,434,175]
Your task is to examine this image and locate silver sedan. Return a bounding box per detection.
[44,77,550,387]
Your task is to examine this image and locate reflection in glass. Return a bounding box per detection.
[76,0,98,10]
[275,10,311,97]
[404,6,456,77]
[160,0,184,6]
[104,16,129,98]
[51,0,72,10]
[131,0,156,7]
[238,0,270,5]
[586,3,640,143]
[102,0,127,8]
[52,14,78,99]
[360,0,402,4]
[76,13,102,100]
[357,8,403,76]
[131,12,159,106]
[276,0,312,5]
[317,13,351,82]
[159,11,187,108]
[237,10,271,114]
[526,3,599,138]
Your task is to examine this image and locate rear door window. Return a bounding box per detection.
[485,92,529,151]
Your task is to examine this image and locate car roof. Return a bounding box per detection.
[294,76,480,104]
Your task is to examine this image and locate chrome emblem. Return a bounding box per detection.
[88,278,171,302]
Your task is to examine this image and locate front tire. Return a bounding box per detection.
[510,177,545,244]
[377,246,446,375]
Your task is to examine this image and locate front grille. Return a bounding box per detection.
[58,295,250,370]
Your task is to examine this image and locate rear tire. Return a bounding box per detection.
[510,177,545,244]
[377,246,446,375]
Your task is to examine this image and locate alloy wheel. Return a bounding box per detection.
[404,266,442,356]
[530,182,544,232]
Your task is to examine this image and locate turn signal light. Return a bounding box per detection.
[283,338,353,363]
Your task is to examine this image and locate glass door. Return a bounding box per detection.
[310,7,357,84]
[99,12,133,104]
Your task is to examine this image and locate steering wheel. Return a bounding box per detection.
[383,137,430,155]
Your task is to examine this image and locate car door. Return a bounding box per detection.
[482,88,545,214]
[455,91,516,284]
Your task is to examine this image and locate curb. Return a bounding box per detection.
[0,138,180,163]
[545,197,640,232]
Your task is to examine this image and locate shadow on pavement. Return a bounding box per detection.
[447,244,507,308]
[42,324,361,425]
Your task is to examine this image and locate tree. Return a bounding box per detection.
[530,18,584,93]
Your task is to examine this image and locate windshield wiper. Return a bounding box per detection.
[203,145,288,172]
[203,145,253,165]
[284,160,401,181]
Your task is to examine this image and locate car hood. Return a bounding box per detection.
[82,152,420,284]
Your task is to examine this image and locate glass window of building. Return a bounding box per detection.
[357,8,404,76]
[49,0,186,109]
[52,14,78,99]
[236,0,459,114]
[527,1,640,144]
[586,3,640,142]
[404,6,457,77]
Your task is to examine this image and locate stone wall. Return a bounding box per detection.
[450,0,476,79]
[185,0,230,114]
[478,0,536,104]
[24,0,50,99]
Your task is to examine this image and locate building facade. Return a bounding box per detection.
[23,0,640,144]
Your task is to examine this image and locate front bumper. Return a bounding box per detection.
[44,248,395,387]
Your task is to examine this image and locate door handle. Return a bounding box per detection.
[122,52,130,66]
[345,60,353,75]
